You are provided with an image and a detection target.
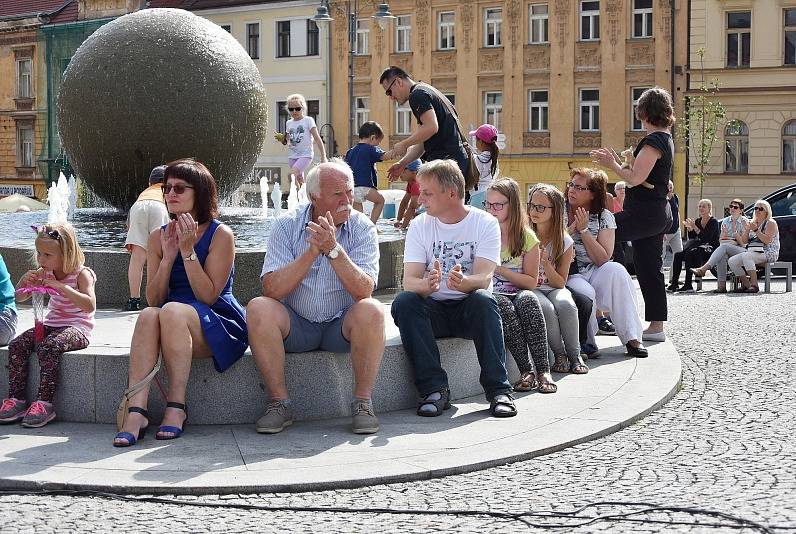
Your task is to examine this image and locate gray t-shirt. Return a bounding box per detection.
[568,209,617,277]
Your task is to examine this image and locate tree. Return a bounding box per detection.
[681,48,727,200]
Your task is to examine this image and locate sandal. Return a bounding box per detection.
[537,374,558,394]
[513,371,537,392]
[569,355,589,375]
[416,388,451,417]
[490,393,517,418]
[113,407,149,447]
[551,354,569,373]
[156,402,187,440]
[745,285,759,293]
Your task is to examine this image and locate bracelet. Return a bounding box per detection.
[579,228,589,235]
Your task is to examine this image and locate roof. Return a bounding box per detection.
[0,0,73,21]
[146,0,285,10]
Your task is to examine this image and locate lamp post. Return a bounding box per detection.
[313,1,394,146]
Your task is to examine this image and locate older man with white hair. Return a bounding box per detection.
[246,158,385,435]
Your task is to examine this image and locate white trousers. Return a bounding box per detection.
[566,261,643,345]
[728,250,767,276]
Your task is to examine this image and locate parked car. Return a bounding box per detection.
[745,183,796,266]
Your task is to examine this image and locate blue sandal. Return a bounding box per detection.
[156,402,187,440]
[113,407,149,447]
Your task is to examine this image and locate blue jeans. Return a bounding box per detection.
[390,289,512,400]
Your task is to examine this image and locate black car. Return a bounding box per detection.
[745,182,796,265]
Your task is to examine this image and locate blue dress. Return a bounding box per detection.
[165,220,248,372]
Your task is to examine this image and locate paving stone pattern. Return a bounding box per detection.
[1,284,795,533]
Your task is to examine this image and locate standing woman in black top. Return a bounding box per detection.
[590,87,675,342]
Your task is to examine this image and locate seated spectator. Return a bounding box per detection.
[246,159,384,435]
[124,165,170,311]
[391,159,517,418]
[346,121,386,224]
[729,199,779,293]
[563,168,648,357]
[393,159,422,229]
[612,181,626,213]
[527,183,588,375]
[114,159,248,447]
[485,178,557,394]
[0,253,16,346]
[668,199,719,292]
[691,198,748,293]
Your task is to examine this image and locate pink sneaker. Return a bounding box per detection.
[21,400,56,428]
[0,398,28,424]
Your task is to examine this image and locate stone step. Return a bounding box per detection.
[0,305,520,424]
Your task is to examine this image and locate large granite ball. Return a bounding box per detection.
[57,8,267,210]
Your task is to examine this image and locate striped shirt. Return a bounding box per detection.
[261,204,379,323]
[44,266,96,341]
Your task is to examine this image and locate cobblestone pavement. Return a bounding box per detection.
[1,284,795,533]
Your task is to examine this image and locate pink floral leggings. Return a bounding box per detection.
[6,326,88,402]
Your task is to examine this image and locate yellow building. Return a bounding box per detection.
[327,0,688,200]
[687,0,796,215]
[188,1,332,205]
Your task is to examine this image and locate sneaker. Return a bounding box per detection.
[580,342,601,359]
[0,398,28,424]
[21,400,56,428]
[351,399,379,434]
[597,317,616,335]
[124,297,141,311]
[256,399,293,434]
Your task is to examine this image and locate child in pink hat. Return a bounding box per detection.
[468,124,500,200]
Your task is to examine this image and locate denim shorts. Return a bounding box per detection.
[0,307,18,347]
[283,305,351,353]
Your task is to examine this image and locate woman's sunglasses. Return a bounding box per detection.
[754,206,766,212]
[729,204,741,210]
[528,202,552,213]
[162,183,195,195]
[31,225,61,240]
[288,107,302,112]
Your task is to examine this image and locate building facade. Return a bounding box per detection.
[328,0,687,199]
[686,0,796,215]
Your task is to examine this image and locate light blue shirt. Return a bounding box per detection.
[261,204,379,323]
[720,216,747,239]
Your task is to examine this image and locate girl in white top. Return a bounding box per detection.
[528,183,588,374]
[467,124,500,199]
[278,94,327,188]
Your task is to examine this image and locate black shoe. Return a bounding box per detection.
[666,283,679,292]
[626,342,649,358]
[675,285,694,292]
[124,297,141,311]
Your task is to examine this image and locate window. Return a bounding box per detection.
[355,19,369,55]
[485,8,503,47]
[725,121,749,173]
[16,125,34,167]
[726,12,751,68]
[246,22,260,59]
[484,92,503,131]
[396,15,411,53]
[580,1,600,41]
[786,9,796,66]
[631,87,650,131]
[633,0,652,38]
[220,24,231,33]
[355,97,370,132]
[529,90,549,132]
[396,102,412,135]
[529,4,549,44]
[307,20,319,56]
[438,11,455,50]
[277,99,320,133]
[275,19,320,58]
[16,59,32,98]
[783,120,796,173]
[580,88,600,131]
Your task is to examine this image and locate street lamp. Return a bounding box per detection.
[313,1,394,145]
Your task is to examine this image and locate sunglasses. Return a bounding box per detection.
[567,181,589,192]
[31,225,60,240]
[484,201,508,211]
[288,107,302,112]
[754,206,766,212]
[162,183,195,195]
[385,77,398,97]
[729,204,741,210]
[528,202,553,213]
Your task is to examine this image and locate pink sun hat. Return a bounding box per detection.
[469,124,499,144]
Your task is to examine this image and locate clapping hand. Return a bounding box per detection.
[176,212,199,257]
[590,147,621,167]
[573,207,590,233]
[447,263,466,292]
[306,210,338,255]
[160,221,180,262]
[425,259,442,294]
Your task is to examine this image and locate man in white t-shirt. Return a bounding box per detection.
[390,159,517,418]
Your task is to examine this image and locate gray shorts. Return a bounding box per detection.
[0,307,18,347]
[283,305,351,353]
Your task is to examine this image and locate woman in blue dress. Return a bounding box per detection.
[114,159,247,446]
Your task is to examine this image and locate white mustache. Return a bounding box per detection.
[336,205,352,213]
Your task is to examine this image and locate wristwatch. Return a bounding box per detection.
[326,243,342,259]
[183,250,198,261]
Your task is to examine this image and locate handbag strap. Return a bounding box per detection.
[122,352,163,401]
[416,83,469,146]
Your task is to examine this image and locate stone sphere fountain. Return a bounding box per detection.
[56,8,267,210]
